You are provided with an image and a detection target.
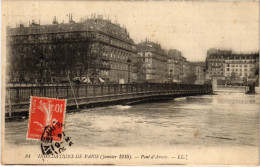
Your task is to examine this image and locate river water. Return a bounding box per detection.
[5,90,259,148]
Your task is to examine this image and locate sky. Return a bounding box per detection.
[3,1,259,61]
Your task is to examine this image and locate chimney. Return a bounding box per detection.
[69,13,75,23]
[53,16,58,24]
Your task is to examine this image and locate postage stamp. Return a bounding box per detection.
[27,96,66,141]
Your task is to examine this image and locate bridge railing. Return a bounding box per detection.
[5,83,212,103]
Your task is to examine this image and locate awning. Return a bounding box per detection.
[99,78,105,83]
[82,77,91,83]
[72,77,80,81]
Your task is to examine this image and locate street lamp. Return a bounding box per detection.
[170,69,173,82]
[39,56,45,84]
[127,58,132,84]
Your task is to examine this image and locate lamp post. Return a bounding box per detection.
[170,69,173,82]
[127,58,132,84]
[39,56,44,84]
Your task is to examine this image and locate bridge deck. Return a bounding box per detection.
[5,83,212,118]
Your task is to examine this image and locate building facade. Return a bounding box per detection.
[6,15,137,84]
[190,62,205,85]
[206,49,259,85]
[167,49,183,83]
[205,49,231,83]
[224,54,259,85]
[137,40,168,83]
[183,61,191,79]
[167,49,194,83]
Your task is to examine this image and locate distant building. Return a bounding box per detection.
[183,61,191,79]
[205,49,231,82]
[190,62,205,85]
[206,49,259,85]
[167,57,178,82]
[137,40,168,83]
[167,49,186,83]
[6,14,137,83]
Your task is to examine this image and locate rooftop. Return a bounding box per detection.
[7,17,135,45]
[137,40,167,55]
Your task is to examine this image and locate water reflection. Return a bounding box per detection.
[5,91,259,148]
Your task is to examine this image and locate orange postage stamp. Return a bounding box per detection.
[27,96,66,141]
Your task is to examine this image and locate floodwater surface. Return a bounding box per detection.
[5,91,259,148]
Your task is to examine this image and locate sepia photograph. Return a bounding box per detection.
[1,0,259,165]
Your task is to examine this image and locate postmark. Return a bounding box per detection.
[27,96,66,141]
[40,121,73,155]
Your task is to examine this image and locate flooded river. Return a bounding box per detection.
[5,91,259,148]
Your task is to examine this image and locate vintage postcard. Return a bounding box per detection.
[1,0,259,165]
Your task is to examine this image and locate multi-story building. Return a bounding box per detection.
[167,58,177,82]
[190,62,205,85]
[206,49,259,85]
[205,49,231,83]
[6,14,137,84]
[137,40,168,83]
[183,61,191,79]
[181,61,202,84]
[224,54,259,85]
[167,49,183,83]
